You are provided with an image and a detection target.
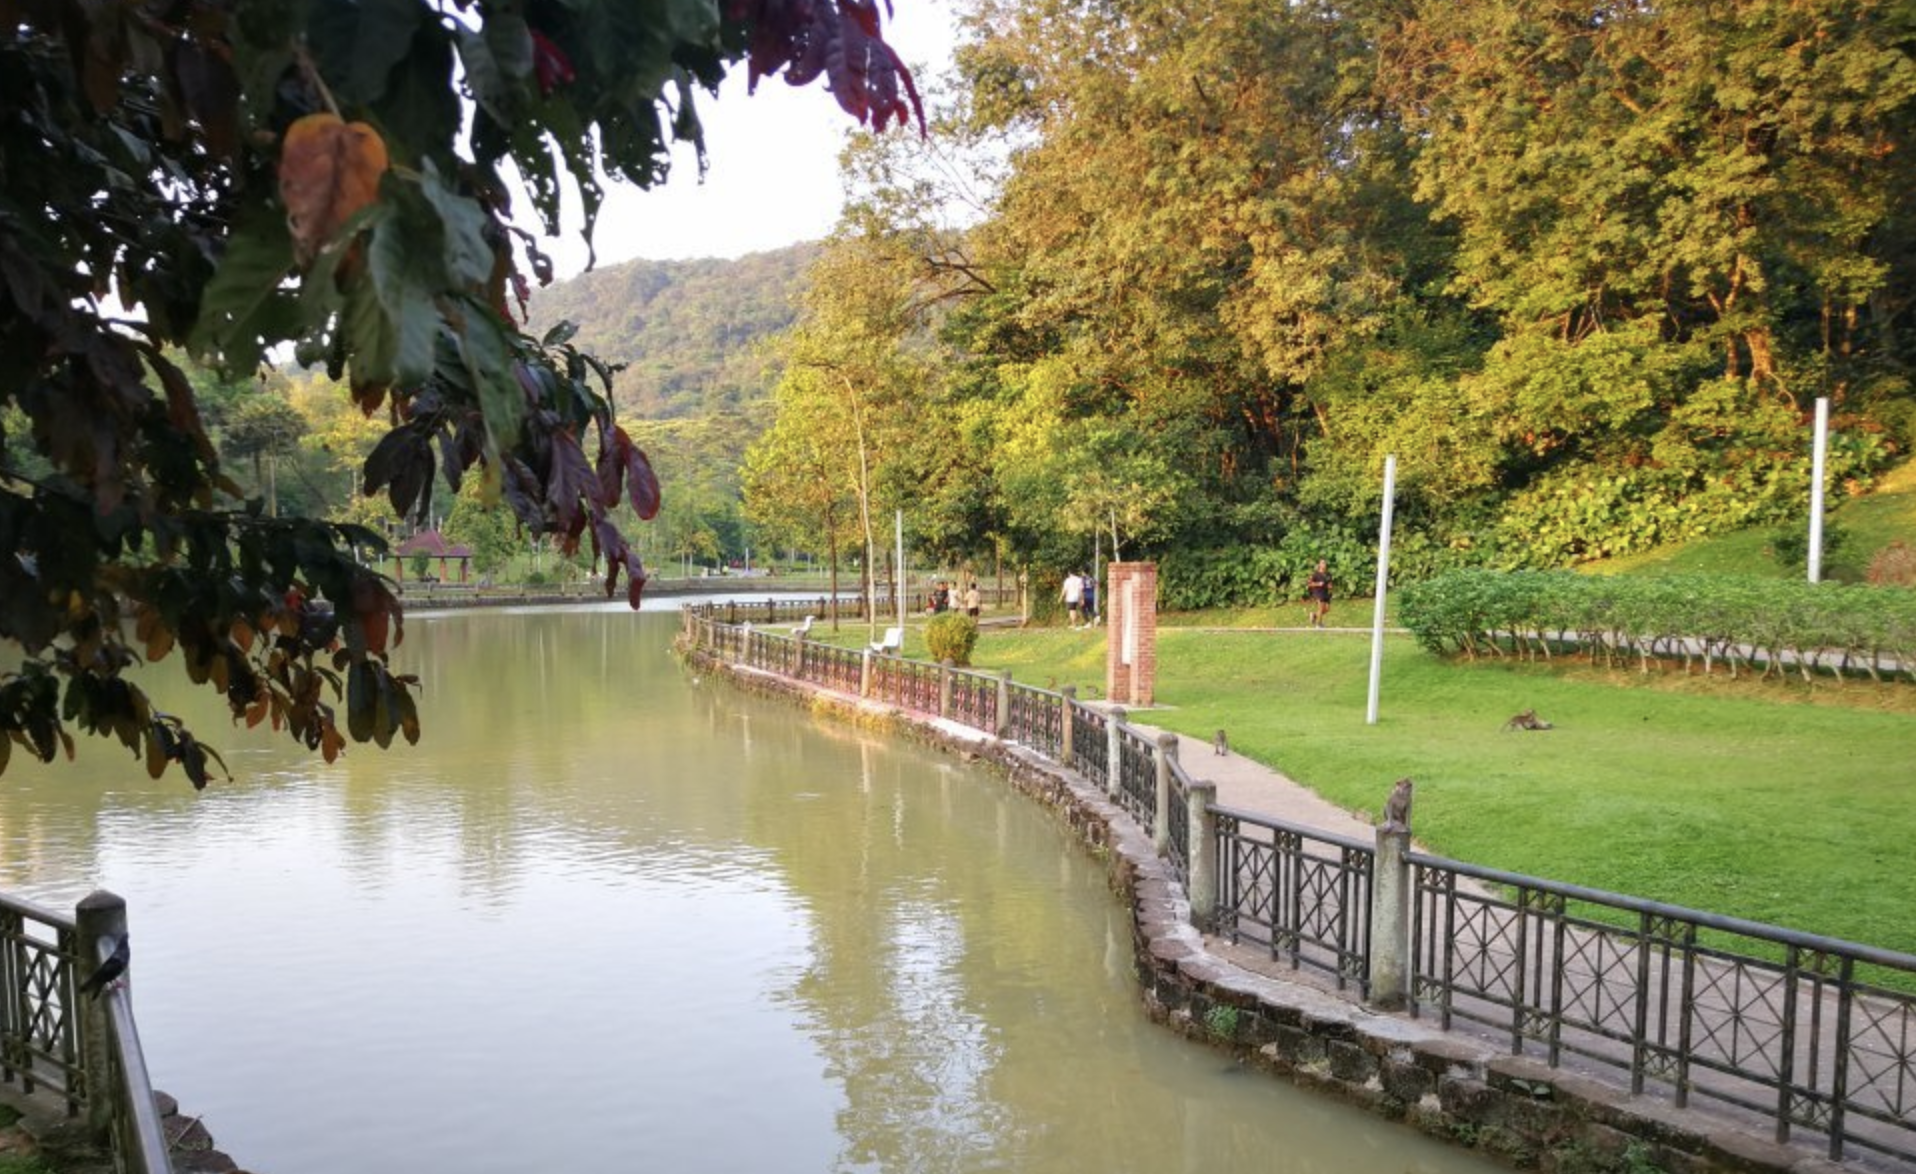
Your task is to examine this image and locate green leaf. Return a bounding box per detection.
[366,203,442,387]
[453,25,524,126]
[188,211,296,376]
[452,297,525,454]
[418,160,494,287]
[370,27,459,168]
[306,0,425,107]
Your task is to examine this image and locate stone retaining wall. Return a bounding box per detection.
[684,642,1853,1174]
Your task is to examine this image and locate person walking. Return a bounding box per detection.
[1305,559,1332,628]
[1081,570,1098,626]
[1061,570,1084,627]
[964,582,981,619]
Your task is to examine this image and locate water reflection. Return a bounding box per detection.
[0,606,1493,1174]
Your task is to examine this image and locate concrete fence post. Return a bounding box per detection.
[1106,706,1126,800]
[1368,827,1412,1011]
[1187,782,1220,930]
[860,650,873,698]
[939,660,954,719]
[1060,686,1076,767]
[75,889,127,1134]
[995,671,1012,739]
[1153,733,1178,853]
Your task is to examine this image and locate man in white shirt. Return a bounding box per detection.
[1061,571,1084,628]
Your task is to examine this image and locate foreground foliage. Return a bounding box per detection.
[0,1,920,781]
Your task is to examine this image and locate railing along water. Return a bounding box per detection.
[1114,723,1157,826]
[681,603,1916,1166]
[1,891,172,1173]
[1214,811,1374,996]
[1069,701,1109,782]
[1410,853,1916,1165]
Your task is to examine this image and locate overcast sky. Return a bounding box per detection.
[534,2,959,277]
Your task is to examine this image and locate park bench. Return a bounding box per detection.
[794,615,815,638]
[868,626,903,656]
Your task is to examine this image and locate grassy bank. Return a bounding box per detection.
[963,623,1916,955]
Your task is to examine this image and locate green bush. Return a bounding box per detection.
[926,613,979,666]
[1770,522,1849,572]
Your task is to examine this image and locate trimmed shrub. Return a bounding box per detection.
[926,613,979,666]
[1399,569,1916,682]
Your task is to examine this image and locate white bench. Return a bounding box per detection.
[794,614,815,638]
[867,626,903,655]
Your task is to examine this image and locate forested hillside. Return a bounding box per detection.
[740,0,1916,603]
[527,244,818,419]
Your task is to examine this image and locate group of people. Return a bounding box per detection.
[1056,560,1333,629]
[1060,569,1099,628]
[927,580,983,619]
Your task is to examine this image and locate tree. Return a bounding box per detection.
[0,1,921,782]
[442,480,521,578]
[221,394,309,518]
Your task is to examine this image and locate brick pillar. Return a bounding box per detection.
[1105,562,1159,707]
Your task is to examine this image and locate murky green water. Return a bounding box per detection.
[1,604,1498,1174]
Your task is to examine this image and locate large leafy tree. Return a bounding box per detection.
[0,0,920,781]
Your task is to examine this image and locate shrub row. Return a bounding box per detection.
[1397,570,1916,682]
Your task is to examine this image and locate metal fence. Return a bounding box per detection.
[1,892,172,1173]
[680,603,1916,1166]
[1410,854,1916,1165]
[1215,811,1374,996]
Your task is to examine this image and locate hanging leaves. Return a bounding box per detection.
[279,113,390,266]
[731,0,924,133]
[1,0,921,786]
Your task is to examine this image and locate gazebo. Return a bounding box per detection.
[392,529,474,584]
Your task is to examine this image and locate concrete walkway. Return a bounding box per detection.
[1133,723,1382,842]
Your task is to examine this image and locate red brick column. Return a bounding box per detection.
[1104,562,1158,707]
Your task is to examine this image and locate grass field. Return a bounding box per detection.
[958,622,1916,956]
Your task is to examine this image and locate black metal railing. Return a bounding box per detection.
[0,893,171,1173]
[0,894,80,1111]
[1410,853,1916,1165]
[949,668,999,732]
[1216,812,1374,996]
[1070,702,1108,781]
[1114,724,1157,826]
[1164,755,1193,884]
[1005,682,1063,759]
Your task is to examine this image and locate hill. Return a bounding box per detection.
[527,243,818,420]
[1592,458,1916,583]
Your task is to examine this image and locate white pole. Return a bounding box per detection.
[895,509,906,630]
[1808,396,1829,583]
[1366,455,1398,726]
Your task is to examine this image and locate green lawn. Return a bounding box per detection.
[963,624,1916,956]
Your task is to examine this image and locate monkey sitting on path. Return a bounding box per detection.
[1503,708,1554,731]
[1213,728,1229,756]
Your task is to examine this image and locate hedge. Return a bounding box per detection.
[1397,570,1916,683]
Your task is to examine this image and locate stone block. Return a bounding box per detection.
[1273,1024,1326,1066]
[1329,1039,1379,1084]
[1438,1075,1503,1125]
[1381,1057,1437,1104]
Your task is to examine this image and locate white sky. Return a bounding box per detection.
[535,2,959,277]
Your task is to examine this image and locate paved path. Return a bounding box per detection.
[1132,723,1382,842]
